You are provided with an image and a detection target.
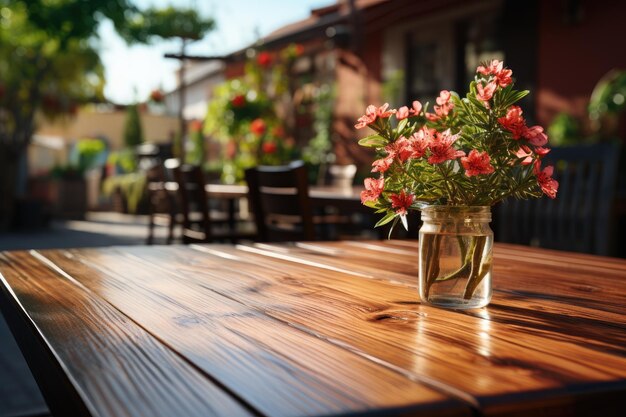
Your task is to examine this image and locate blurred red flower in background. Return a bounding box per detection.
[231,94,246,108]
[250,118,267,135]
[262,141,277,154]
[257,51,272,67]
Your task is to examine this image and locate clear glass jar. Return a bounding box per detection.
[419,206,493,309]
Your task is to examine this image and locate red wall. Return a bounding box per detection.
[537,0,626,134]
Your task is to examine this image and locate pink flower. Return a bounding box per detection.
[535,147,551,157]
[477,60,503,76]
[476,81,497,104]
[524,125,548,147]
[428,130,465,164]
[395,102,422,121]
[534,162,559,199]
[515,146,534,165]
[396,106,410,120]
[498,105,527,139]
[436,90,451,105]
[360,177,385,204]
[355,105,378,129]
[376,103,396,118]
[433,91,454,118]
[477,60,512,87]
[355,103,396,129]
[461,150,495,177]
[390,190,414,216]
[371,155,394,173]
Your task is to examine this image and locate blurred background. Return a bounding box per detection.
[1,0,626,254]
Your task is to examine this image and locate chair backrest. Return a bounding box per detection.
[171,161,212,243]
[245,161,315,242]
[496,143,620,255]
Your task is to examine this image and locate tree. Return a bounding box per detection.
[0,1,214,229]
[123,104,144,148]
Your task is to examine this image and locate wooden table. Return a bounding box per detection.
[204,183,367,211]
[1,241,625,417]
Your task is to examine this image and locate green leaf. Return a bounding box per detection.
[396,118,408,133]
[375,211,397,227]
[358,134,387,148]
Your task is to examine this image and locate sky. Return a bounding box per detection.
[99,0,334,104]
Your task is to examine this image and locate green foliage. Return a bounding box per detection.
[123,104,144,148]
[358,61,554,231]
[107,149,136,174]
[302,83,336,165]
[75,138,106,171]
[123,6,214,42]
[102,172,146,214]
[547,113,581,146]
[589,70,626,119]
[204,47,301,183]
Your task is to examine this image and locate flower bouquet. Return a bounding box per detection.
[356,60,558,308]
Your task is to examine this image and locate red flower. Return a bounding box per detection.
[386,137,412,162]
[461,150,495,177]
[250,118,267,135]
[294,44,304,56]
[360,177,385,204]
[495,68,513,88]
[371,155,394,173]
[498,105,527,139]
[524,125,548,147]
[262,141,277,154]
[534,162,559,199]
[390,191,414,216]
[257,51,272,67]
[407,129,431,159]
[231,94,246,108]
[428,130,465,164]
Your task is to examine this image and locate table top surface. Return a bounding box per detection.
[1,240,626,417]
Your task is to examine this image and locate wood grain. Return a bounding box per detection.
[168,241,626,417]
[37,247,467,417]
[0,251,253,417]
[2,240,626,417]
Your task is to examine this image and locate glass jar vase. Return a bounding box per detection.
[419,206,493,309]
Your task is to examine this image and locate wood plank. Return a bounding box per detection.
[116,242,626,417]
[38,248,468,417]
[0,251,254,417]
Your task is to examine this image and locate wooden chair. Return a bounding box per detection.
[146,161,177,245]
[172,161,255,244]
[245,161,316,242]
[496,143,620,256]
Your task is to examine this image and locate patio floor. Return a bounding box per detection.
[0,212,170,417]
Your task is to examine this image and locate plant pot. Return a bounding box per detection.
[419,205,493,309]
